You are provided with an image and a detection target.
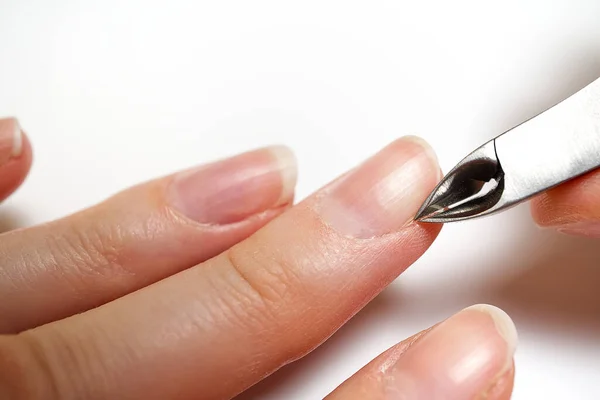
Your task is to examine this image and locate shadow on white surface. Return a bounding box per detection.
[488,230,600,338]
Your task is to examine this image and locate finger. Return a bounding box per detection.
[0,146,296,333]
[0,117,33,202]
[530,169,600,237]
[4,137,442,399]
[327,305,518,400]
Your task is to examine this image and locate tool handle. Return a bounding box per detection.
[494,77,600,207]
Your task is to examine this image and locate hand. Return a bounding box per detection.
[0,116,593,399]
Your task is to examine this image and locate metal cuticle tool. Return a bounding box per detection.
[415,77,600,223]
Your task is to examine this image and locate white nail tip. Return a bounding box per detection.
[269,145,298,206]
[403,135,439,165]
[11,118,23,157]
[465,304,519,355]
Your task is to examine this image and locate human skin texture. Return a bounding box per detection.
[0,115,591,399]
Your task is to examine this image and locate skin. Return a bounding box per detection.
[0,116,594,399]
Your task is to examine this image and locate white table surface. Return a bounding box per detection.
[1,1,599,398]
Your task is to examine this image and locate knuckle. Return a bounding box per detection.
[15,328,111,400]
[228,244,304,308]
[216,244,306,329]
[45,218,126,281]
[0,334,60,399]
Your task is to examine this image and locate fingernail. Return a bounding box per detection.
[383,304,518,399]
[556,221,600,238]
[168,146,297,225]
[319,136,440,238]
[0,117,23,165]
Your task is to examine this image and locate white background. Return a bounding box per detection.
[1,1,600,399]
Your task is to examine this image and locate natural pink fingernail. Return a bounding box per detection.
[168,146,297,225]
[319,136,440,238]
[383,304,518,399]
[0,117,23,165]
[557,221,600,238]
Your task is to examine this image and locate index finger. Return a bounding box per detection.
[3,137,441,400]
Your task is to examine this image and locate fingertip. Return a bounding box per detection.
[0,127,33,202]
[463,304,518,361]
[529,195,547,226]
[166,146,296,225]
[400,135,440,169]
[530,170,600,237]
[16,131,33,170]
[266,145,298,207]
[327,305,516,400]
[317,135,442,238]
[482,360,516,400]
